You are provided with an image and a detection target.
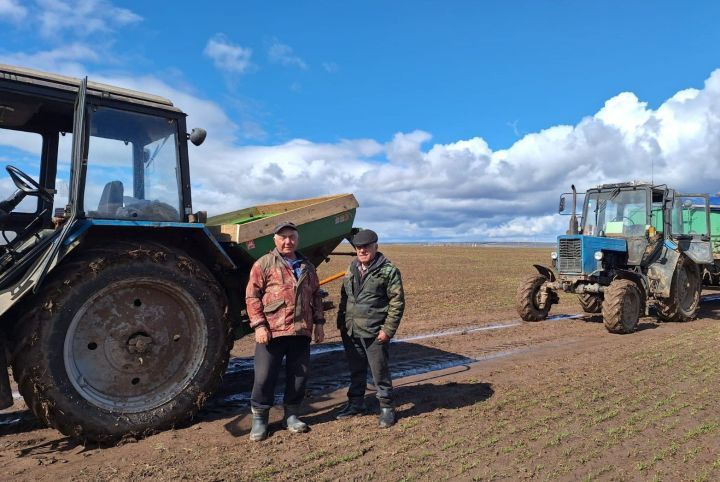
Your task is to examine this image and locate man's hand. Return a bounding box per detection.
[255,325,271,345]
[377,330,390,344]
[313,324,325,343]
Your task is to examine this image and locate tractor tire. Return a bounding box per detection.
[602,279,642,334]
[578,293,603,313]
[516,274,552,321]
[656,255,701,323]
[11,242,231,443]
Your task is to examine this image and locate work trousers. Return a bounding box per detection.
[341,330,393,407]
[251,335,311,409]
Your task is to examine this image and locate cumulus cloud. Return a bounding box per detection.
[180,67,720,242]
[268,38,307,70]
[4,58,720,242]
[36,0,142,39]
[0,0,27,23]
[204,34,253,75]
[0,43,100,76]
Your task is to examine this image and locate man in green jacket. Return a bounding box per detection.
[336,229,405,427]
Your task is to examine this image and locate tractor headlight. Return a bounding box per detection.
[594,251,603,261]
[551,251,558,260]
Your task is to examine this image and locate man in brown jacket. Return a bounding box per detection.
[245,222,325,441]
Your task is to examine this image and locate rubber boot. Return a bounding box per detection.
[284,405,309,433]
[335,398,365,420]
[249,407,270,441]
[378,407,396,428]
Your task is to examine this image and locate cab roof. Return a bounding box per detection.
[0,64,182,114]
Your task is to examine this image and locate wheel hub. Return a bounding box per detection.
[127,333,153,355]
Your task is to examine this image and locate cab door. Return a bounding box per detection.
[672,193,713,264]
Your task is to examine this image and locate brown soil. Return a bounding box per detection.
[1,245,719,481]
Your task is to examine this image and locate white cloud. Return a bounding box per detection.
[4,60,720,242]
[322,62,339,73]
[268,38,307,70]
[0,43,99,75]
[203,35,253,75]
[36,0,142,39]
[0,0,27,23]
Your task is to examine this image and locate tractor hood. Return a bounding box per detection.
[556,235,626,275]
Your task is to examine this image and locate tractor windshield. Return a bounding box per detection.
[83,106,181,221]
[582,188,648,237]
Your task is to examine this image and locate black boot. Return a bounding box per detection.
[249,407,270,441]
[284,405,309,433]
[378,407,396,428]
[335,399,365,420]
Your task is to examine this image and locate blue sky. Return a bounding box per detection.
[2,0,720,241]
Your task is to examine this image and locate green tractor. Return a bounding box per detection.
[516,182,713,333]
[0,65,357,441]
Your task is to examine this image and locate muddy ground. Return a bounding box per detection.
[1,246,719,481]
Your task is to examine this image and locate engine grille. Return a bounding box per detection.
[558,238,582,273]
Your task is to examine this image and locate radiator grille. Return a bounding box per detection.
[558,238,582,273]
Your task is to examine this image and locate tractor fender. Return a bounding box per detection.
[532,264,557,282]
[611,269,649,296]
[66,220,236,271]
[646,242,681,298]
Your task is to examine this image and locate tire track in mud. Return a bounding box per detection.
[207,292,720,412]
[204,314,581,413]
[3,296,718,430]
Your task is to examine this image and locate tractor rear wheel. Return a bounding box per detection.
[12,242,231,442]
[656,255,701,322]
[602,279,642,334]
[578,293,603,313]
[516,274,553,321]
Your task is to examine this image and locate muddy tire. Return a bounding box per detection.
[578,293,603,313]
[516,274,552,321]
[656,255,701,323]
[602,279,642,334]
[11,242,231,442]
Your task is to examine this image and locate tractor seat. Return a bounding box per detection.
[96,180,124,217]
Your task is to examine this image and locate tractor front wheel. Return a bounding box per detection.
[516,274,553,321]
[578,293,603,313]
[602,279,642,334]
[12,242,231,442]
[656,255,701,323]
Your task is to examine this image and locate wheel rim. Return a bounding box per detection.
[532,282,546,311]
[64,278,208,412]
[676,265,698,312]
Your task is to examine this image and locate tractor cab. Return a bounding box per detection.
[0,65,208,299]
[556,182,712,277]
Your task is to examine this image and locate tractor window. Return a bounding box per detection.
[672,196,709,236]
[0,130,42,214]
[583,189,648,237]
[84,106,181,221]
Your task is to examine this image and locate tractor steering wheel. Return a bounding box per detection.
[6,165,53,203]
[613,216,636,225]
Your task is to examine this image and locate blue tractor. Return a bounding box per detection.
[516,182,713,333]
[0,65,356,442]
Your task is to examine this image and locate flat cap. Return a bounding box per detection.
[273,221,298,234]
[353,229,378,246]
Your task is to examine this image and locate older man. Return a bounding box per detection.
[336,229,405,428]
[245,222,325,442]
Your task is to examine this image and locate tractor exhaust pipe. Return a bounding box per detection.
[568,184,579,235]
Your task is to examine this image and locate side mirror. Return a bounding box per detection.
[558,197,565,213]
[188,128,207,146]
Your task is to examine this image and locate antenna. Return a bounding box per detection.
[651,158,654,185]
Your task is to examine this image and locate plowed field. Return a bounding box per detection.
[1,245,719,481]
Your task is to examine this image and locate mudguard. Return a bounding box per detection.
[647,240,681,298]
[533,264,557,282]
